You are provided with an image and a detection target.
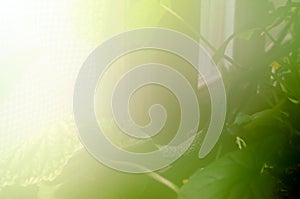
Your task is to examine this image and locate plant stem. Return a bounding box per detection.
[146,172,180,194]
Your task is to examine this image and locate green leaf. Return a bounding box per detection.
[282,73,300,100]
[179,135,285,199]
[213,28,259,63]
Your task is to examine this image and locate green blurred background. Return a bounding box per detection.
[1,0,300,199]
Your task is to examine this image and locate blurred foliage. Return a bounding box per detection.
[0,118,81,193]
[1,0,300,199]
[180,1,300,199]
[179,134,286,199]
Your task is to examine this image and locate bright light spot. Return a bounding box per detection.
[0,0,91,153]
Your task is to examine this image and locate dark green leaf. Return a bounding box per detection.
[213,28,259,63]
[179,135,286,199]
